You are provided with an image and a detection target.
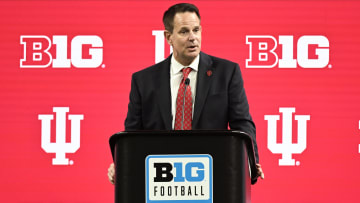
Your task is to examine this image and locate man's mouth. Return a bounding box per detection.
[187,45,198,49]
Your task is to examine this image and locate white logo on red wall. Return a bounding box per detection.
[265,107,310,166]
[20,35,104,68]
[152,30,172,63]
[38,107,84,165]
[246,35,330,68]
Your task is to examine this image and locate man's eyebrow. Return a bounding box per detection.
[179,27,190,31]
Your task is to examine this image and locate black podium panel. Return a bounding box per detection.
[109,130,258,203]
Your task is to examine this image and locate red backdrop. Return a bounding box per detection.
[1,0,360,202]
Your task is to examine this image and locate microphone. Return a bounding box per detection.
[181,78,190,130]
[185,78,190,86]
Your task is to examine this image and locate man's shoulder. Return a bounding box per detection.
[201,52,238,67]
[132,58,169,78]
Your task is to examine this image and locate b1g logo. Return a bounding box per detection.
[20,35,103,68]
[246,35,330,68]
[146,154,213,203]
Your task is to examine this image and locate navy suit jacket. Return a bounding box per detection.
[124,52,259,162]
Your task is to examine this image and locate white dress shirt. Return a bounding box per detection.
[170,55,199,129]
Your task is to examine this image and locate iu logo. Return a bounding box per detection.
[265,107,310,166]
[152,30,173,63]
[38,107,84,165]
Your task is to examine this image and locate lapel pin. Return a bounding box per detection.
[207,70,212,77]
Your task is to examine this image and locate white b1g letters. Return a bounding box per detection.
[246,35,330,68]
[20,35,103,68]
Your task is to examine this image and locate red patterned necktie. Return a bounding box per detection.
[174,67,192,130]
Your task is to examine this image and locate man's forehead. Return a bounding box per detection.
[173,12,200,27]
[177,24,201,30]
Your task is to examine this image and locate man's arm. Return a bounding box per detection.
[109,74,144,185]
[227,63,264,180]
[124,74,143,130]
[228,63,259,163]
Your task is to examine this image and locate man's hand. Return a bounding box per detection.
[256,163,265,179]
[108,163,115,185]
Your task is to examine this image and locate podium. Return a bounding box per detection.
[109,130,258,203]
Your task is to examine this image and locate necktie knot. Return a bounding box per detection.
[182,67,192,79]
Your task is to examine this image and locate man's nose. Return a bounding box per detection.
[188,32,195,41]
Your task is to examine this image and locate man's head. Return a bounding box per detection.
[163,3,202,66]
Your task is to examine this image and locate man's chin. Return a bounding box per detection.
[175,51,200,65]
[185,50,200,59]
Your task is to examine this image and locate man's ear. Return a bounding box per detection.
[164,30,172,46]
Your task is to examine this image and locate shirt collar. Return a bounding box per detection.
[171,54,200,75]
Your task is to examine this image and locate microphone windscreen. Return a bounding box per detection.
[185,78,190,85]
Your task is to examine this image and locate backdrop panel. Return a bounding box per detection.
[0,0,359,202]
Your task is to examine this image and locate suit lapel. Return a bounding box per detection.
[156,56,173,130]
[193,52,214,128]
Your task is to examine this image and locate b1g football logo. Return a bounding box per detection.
[20,35,103,68]
[146,154,213,203]
[246,35,330,68]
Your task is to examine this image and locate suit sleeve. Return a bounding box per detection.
[228,64,259,163]
[124,73,143,131]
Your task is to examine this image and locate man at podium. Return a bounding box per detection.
[108,3,264,184]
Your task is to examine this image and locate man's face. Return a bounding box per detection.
[165,12,202,66]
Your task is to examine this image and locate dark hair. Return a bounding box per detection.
[163,3,201,33]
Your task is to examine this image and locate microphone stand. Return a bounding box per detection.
[181,78,190,130]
